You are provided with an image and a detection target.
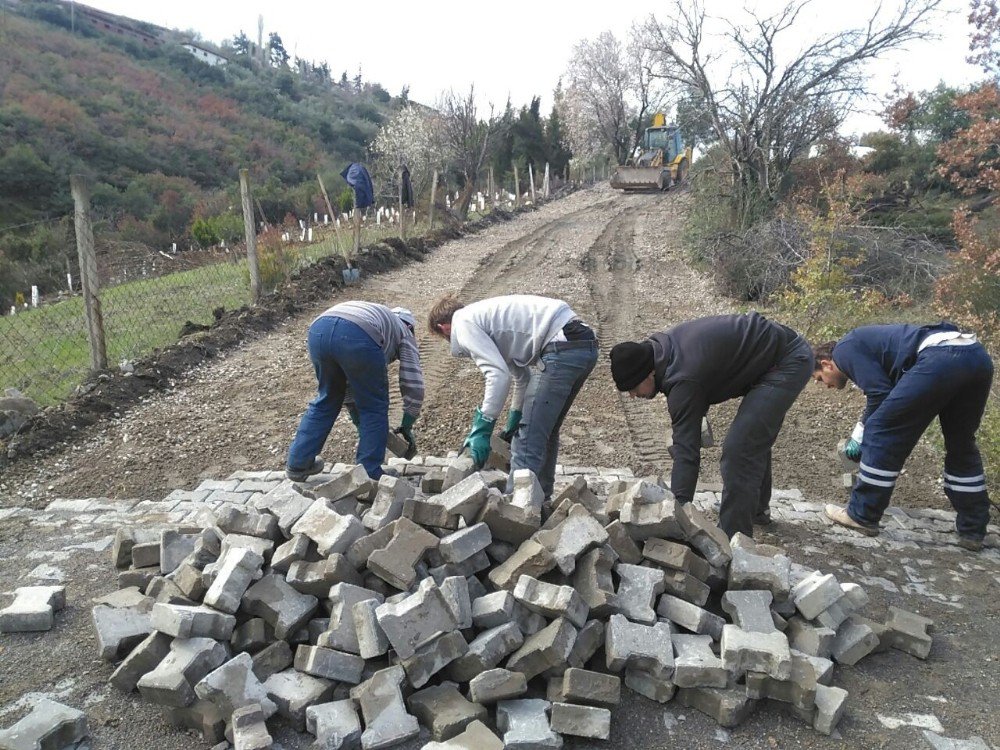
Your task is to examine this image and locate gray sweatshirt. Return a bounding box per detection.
[449,295,577,418]
[316,301,425,417]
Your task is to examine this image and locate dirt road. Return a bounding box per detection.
[2,185,997,750]
[0,184,954,512]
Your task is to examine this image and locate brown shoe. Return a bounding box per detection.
[824,504,879,536]
[958,536,984,552]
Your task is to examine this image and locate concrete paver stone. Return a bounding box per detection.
[349,666,420,750]
[0,698,88,750]
[0,585,66,632]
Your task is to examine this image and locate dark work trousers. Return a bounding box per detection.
[718,336,813,538]
[848,343,994,540]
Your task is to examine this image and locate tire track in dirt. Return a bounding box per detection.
[581,200,674,474]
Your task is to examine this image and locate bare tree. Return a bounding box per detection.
[968,0,1000,76]
[627,25,669,160]
[641,0,942,228]
[436,86,500,219]
[564,29,668,165]
[369,106,446,198]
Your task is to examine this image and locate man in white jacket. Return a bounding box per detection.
[429,293,598,497]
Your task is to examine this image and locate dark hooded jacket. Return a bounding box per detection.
[340,162,374,209]
[648,312,797,502]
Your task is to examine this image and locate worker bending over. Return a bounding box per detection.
[286,301,424,482]
[814,322,993,551]
[429,293,598,498]
[610,313,811,538]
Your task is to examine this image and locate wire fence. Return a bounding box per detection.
[1,166,593,409]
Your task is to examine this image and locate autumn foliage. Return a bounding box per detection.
[934,83,1000,346]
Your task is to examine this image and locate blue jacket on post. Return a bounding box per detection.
[832,322,959,423]
[340,163,374,209]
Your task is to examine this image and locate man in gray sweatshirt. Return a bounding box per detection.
[286,301,424,481]
[610,313,811,538]
[429,293,598,498]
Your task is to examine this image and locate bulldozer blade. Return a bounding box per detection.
[610,166,669,191]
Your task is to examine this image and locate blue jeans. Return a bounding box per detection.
[286,316,389,479]
[848,343,994,539]
[510,340,599,498]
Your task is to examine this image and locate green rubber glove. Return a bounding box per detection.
[346,404,361,429]
[844,438,862,461]
[396,412,417,442]
[394,412,418,459]
[500,409,522,442]
[463,407,496,468]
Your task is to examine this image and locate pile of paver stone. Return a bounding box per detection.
[70,443,936,750]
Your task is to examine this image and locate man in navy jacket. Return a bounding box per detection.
[814,323,994,550]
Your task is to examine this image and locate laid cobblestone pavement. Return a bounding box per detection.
[7,466,997,560]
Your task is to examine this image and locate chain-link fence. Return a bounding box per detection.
[0,215,88,407]
[1,167,581,410]
[0,219,252,406]
[95,241,251,370]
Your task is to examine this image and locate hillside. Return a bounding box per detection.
[0,0,400,283]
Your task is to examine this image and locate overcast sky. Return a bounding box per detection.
[77,0,984,137]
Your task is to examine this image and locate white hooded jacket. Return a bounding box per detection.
[449,295,577,418]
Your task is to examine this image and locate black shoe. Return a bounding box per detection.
[286,458,324,482]
[753,512,773,526]
[958,536,984,552]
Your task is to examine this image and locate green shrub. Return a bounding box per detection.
[979,397,1000,500]
[243,231,302,294]
[778,195,902,340]
[336,187,354,214]
[193,213,245,247]
[191,217,220,248]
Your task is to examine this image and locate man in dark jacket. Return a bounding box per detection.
[814,323,993,551]
[610,313,812,538]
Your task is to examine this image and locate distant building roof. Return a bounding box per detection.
[181,42,230,64]
[69,1,164,46]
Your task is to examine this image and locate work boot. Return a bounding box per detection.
[286,457,324,482]
[957,535,984,552]
[752,511,772,526]
[824,504,879,537]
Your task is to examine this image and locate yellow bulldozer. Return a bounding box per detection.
[610,113,692,192]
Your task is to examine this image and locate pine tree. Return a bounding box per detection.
[268,32,289,68]
[546,103,572,176]
[232,31,251,56]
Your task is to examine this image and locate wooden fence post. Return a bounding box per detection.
[513,165,521,208]
[352,194,361,259]
[254,197,270,228]
[317,172,347,259]
[528,163,536,204]
[239,169,261,303]
[543,163,550,198]
[70,175,107,371]
[398,167,406,241]
[429,170,438,230]
[488,167,495,206]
